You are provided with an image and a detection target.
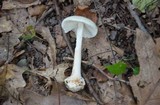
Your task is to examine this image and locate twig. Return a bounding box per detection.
[35,6,55,26]
[63,57,130,85]
[54,0,74,56]
[82,72,104,105]
[127,1,149,34]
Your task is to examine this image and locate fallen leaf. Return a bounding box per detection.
[35,63,70,83]
[97,81,135,105]
[155,38,160,57]
[0,16,12,33]
[33,41,47,55]
[73,0,91,6]
[129,29,160,105]
[75,6,97,23]
[36,26,57,67]
[28,4,46,17]
[0,64,26,102]
[15,0,36,4]
[2,0,40,10]
[0,46,8,66]
[15,88,88,105]
[0,32,20,64]
[54,25,67,48]
[9,9,35,32]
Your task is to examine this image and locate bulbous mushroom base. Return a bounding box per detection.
[64,76,85,92]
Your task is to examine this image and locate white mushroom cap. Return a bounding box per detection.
[61,16,98,38]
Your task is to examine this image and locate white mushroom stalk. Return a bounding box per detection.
[62,16,98,92]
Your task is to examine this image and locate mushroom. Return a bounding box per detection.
[61,16,98,92]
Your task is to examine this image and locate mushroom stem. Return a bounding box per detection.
[71,23,83,77]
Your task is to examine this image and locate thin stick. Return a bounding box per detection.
[82,72,104,105]
[127,1,149,34]
[35,6,55,26]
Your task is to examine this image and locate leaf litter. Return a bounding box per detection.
[0,0,160,105]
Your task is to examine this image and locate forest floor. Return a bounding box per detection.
[0,0,160,105]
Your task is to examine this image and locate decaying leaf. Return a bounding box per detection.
[97,81,135,105]
[36,26,57,67]
[73,0,91,6]
[34,63,70,83]
[0,16,12,33]
[54,25,67,48]
[4,64,26,88]
[9,9,35,32]
[16,88,88,105]
[2,0,40,10]
[33,41,47,55]
[0,33,20,64]
[75,6,97,23]
[155,38,160,57]
[129,29,160,105]
[0,46,8,66]
[28,4,46,17]
[15,0,37,4]
[0,64,26,103]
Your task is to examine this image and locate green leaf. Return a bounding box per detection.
[132,67,140,75]
[21,25,36,41]
[132,0,158,12]
[105,61,127,75]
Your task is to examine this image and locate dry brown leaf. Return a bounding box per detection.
[36,26,57,67]
[75,6,97,23]
[0,64,26,104]
[34,63,70,83]
[33,41,47,55]
[97,81,135,105]
[0,16,12,33]
[2,0,40,10]
[28,5,46,17]
[73,0,91,6]
[54,25,67,48]
[129,29,160,105]
[15,0,36,4]
[9,9,35,32]
[15,88,88,105]
[0,32,20,65]
[155,38,160,57]
[0,46,8,66]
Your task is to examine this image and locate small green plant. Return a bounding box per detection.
[105,61,127,75]
[105,61,140,75]
[132,67,140,75]
[132,0,158,12]
[21,25,36,41]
